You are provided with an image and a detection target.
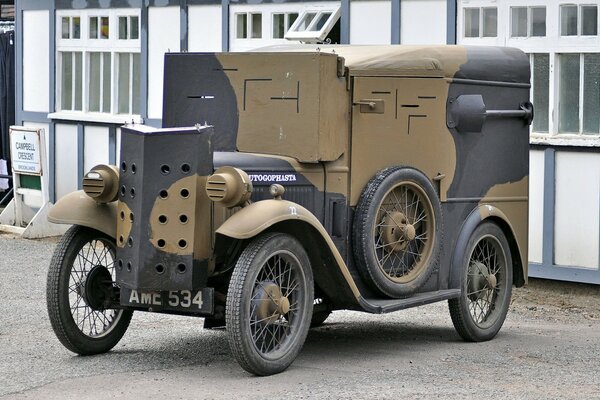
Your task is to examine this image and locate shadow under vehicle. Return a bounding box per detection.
[46,45,531,376]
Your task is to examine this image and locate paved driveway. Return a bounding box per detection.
[1,233,599,399]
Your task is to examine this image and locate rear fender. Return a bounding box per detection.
[450,204,526,289]
[47,191,117,238]
[216,199,362,301]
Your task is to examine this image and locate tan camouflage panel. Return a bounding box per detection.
[349,76,460,205]
[479,177,529,278]
[214,53,348,163]
[144,175,212,263]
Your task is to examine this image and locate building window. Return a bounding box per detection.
[285,7,340,42]
[463,7,497,38]
[558,53,600,134]
[89,16,109,39]
[511,7,546,37]
[582,5,598,36]
[61,16,81,39]
[272,12,298,39]
[119,16,140,40]
[236,13,262,39]
[531,7,546,36]
[531,54,549,133]
[561,4,597,36]
[56,10,141,116]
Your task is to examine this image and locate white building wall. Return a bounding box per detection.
[350,1,391,44]
[148,6,180,119]
[528,150,544,264]
[554,152,600,269]
[23,10,49,112]
[83,126,110,174]
[401,0,447,44]
[54,124,78,200]
[188,5,223,52]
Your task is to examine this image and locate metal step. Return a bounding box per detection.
[358,289,462,314]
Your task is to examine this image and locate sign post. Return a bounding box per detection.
[0,126,68,238]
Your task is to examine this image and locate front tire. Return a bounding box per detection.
[448,221,513,342]
[46,225,133,355]
[226,233,314,375]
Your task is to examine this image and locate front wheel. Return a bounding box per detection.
[448,221,513,342]
[46,225,133,355]
[226,233,314,375]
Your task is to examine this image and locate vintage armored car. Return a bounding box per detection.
[46,45,531,375]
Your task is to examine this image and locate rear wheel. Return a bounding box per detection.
[226,233,314,375]
[448,222,513,342]
[46,225,133,355]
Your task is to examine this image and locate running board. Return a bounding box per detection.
[358,289,462,314]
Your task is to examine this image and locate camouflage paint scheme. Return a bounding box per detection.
[49,45,530,314]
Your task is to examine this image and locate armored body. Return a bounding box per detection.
[46,45,531,375]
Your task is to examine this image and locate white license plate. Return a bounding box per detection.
[121,288,214,314]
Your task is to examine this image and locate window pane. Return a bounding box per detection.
[464,8,479,37]
[72,17,80,39]
[119,16,128,39]
[102,52,111,112]
[558,54,580,133]
[531,7,546,37]
[132,53,141,115]
[130,16,139,39]
[118,54,131,114]
[561,5,578,36]
[89,17,98,39]
[582,6,598,36]
[532,54,549,133]
[287,13,298,30]
[273,14,284,38]
[62,17,70,39]
[74,52,82,111]
[294,12,316,31]
[101,16,109,39]
[89,52,101,112]
[511,7,527,37]
[236,14,247,38]
[312,12,332,31]
[583,54,600,134]
[61,52,73,110]
[251,13,262,38]
[482,8,497,37]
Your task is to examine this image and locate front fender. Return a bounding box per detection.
[216,199,362,299]
[47,191,117,238]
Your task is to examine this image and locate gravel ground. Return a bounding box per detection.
[1,232,599,399]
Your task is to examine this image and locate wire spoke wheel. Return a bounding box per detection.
[47,225,133,355]
[227,233,313,376]
[353,167,442,298]
[374,181,435,283]
[449,221,512,342]
[68,238,123,338]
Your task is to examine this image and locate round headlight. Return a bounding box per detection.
[206,166,253,208]
[82,164,120,204]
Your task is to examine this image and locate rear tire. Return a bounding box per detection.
[448,221,513,342]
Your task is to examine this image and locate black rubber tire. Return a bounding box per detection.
[226,233,314,376]
[353,166,442,298]
[46,225,133,355]
[448,221,513,342]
